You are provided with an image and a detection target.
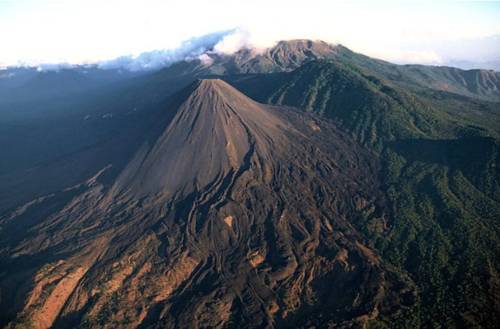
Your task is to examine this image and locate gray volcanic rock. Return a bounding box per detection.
[0,79,415,329]
[114,79,290,198]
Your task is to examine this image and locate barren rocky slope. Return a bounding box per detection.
[0,80,415,328]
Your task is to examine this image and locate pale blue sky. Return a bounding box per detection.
[0,0,499,68]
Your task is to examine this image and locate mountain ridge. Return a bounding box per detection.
[159,40,500,101]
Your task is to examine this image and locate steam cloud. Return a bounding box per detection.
[98,29,238,71]
[15,29,247,72]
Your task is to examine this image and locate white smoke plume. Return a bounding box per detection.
[213,30,252,54]
[97,30,237,71]
[11,30,241,72]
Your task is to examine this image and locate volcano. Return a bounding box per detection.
[1,79,416,328]
[113,79,290,198]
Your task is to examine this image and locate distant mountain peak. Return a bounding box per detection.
[192,39,340,74]
[271,39,336,53]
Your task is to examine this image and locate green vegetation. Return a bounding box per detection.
[231,59,500,328]
[378,141,500,328]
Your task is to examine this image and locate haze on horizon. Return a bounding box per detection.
[1,0,500,70]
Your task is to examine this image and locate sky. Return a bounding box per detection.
[1,0,499,69]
